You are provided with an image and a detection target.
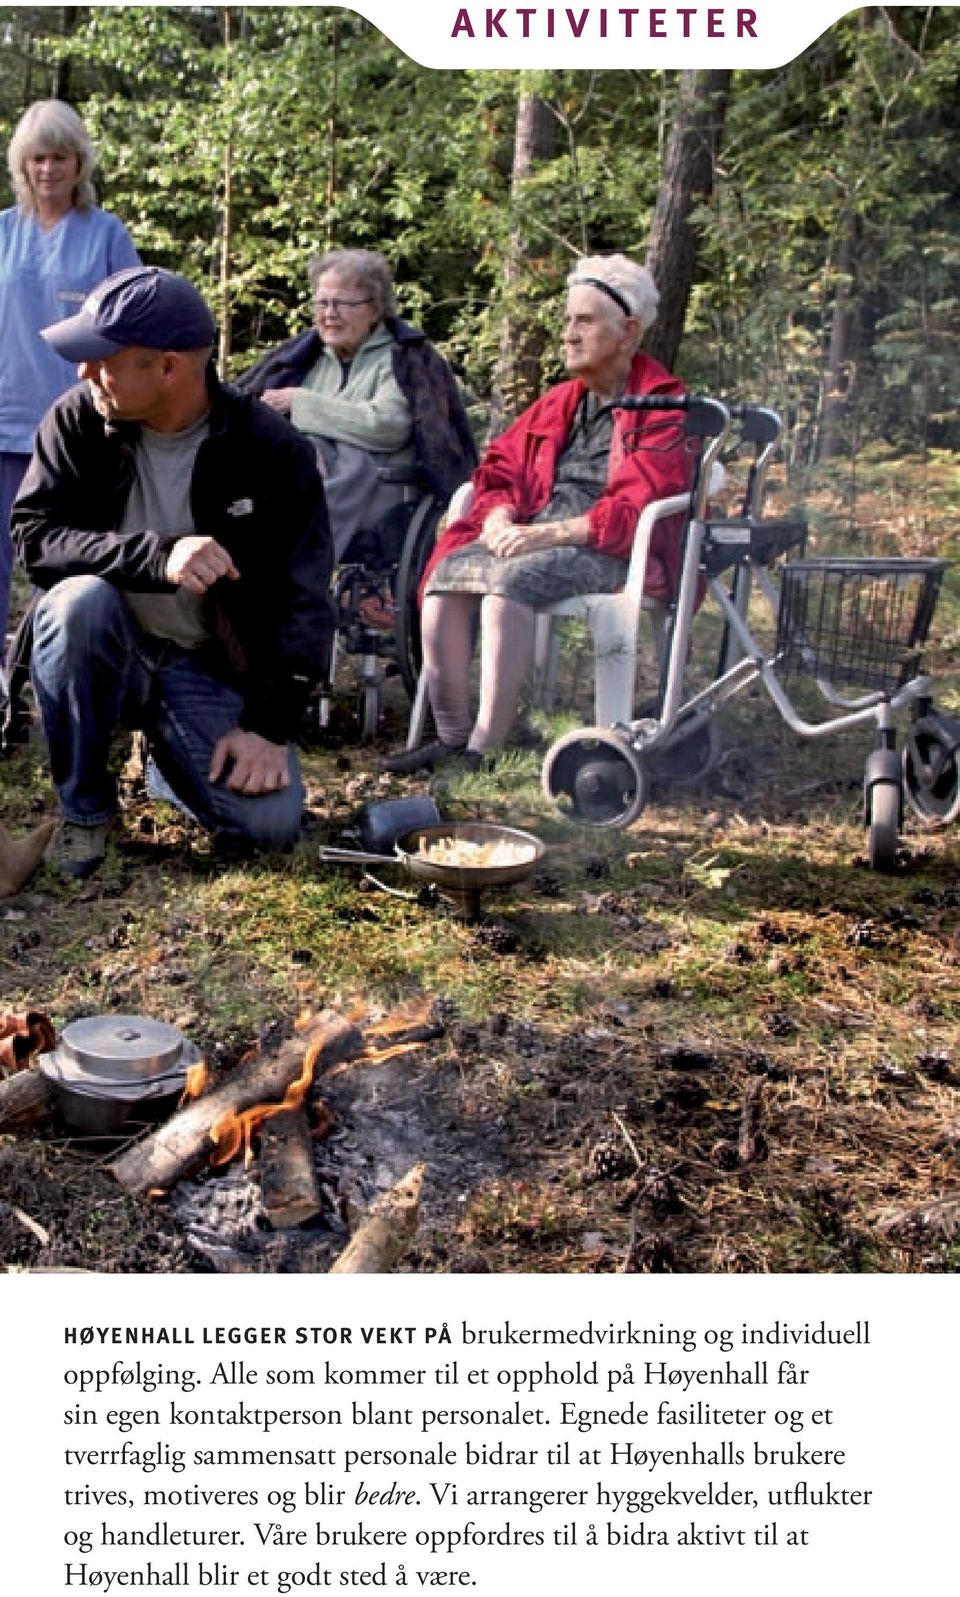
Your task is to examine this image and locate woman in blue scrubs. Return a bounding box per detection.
[0,99,140,647]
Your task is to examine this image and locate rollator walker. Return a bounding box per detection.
[541,394,958,871]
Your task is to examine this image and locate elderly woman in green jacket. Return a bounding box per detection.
[248,248,474,565]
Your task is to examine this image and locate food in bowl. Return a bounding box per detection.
[415,835,537,869]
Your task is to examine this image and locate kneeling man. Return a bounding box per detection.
[12,266,333,878]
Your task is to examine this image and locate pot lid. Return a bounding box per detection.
[57,1014,191,1082]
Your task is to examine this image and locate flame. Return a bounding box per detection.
[208,1032,326,1168]
[361,1039,425,1066]
[201,1003,435,1170]
[179,1059,210,1104]
[364,1000,433,1039]
[325,1003,436,1078]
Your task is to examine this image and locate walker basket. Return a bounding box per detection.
[775,557,947,694]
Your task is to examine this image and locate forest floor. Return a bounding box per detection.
[1,451,959,1276]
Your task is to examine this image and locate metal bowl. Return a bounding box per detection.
[398,822,545,917]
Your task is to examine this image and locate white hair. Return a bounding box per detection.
[7,99,97,213]
[567,254,659,334]
[307,249,397,317]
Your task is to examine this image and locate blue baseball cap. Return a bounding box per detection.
[42,266,216,361]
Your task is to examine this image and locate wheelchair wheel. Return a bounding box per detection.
[357,682,379,744]
[867,778,901,873]
[902,716,960,828]
[394,495,444,699]
[542,727,648,829]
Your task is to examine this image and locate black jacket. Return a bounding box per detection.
[235,318,477,502]
[11,372,334,746]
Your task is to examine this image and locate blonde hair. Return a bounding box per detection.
[567,254,659,335]
[7,99,97,214]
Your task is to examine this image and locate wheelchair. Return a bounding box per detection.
[308,465,447,742]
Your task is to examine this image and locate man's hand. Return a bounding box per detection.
[209,729,291,795]
[165,536,240,594]
[260,388,296,416]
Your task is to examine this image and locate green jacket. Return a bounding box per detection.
[290,323,413,457]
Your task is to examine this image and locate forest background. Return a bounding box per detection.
[1,3,958,491]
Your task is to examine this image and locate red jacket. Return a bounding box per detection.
[422,350,693,602]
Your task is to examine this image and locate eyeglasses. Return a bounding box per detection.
[313,296,373,314]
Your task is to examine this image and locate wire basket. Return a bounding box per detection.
[776,557,947,693]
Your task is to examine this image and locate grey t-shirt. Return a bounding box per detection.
[121,414,213,650]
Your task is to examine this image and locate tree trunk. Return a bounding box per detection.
[644,70,731,371]
[817,9,879,460]
[818,217,859,459]
[52,8,79,100]
[217,6,234,377]
[491,90,557,428]
[326,16,339,250]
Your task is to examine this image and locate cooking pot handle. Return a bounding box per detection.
[318,845,403,866]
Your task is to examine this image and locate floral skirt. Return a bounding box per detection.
[424,541,628,607]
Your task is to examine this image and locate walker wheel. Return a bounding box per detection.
[866,778,901,873]
[902,716,960,828]
[542,727,648,829]
[649,715,721,787]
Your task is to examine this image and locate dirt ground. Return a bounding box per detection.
[2,699,959,1277]
[2,452,959,1274]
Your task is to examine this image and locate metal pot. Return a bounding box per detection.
[37,1014,201,1135]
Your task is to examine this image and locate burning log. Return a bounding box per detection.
[737,1078,767,1166]
[0,817,57,898]
[329,1163,425,1274]
[108,1010,362,1198]
[0,1068,53,1133]
[260,1108,323,1229]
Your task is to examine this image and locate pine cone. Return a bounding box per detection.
[590,1142,634,1181]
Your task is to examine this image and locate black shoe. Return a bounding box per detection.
[381,739,467,775]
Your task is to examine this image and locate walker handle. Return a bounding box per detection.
[616,394,690,411]
[617,392,730,442]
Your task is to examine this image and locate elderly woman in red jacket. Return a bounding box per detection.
[384,254,692,773]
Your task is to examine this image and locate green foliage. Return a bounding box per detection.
[0,5,957,456]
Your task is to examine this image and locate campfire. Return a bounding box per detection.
[0,1003,440,1273]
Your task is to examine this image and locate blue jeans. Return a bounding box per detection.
[0,451,31,650]
[31,576,304,846]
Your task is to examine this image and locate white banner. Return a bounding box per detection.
[313,2,955,70]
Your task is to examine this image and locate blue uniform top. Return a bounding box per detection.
[0,205,141,453]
